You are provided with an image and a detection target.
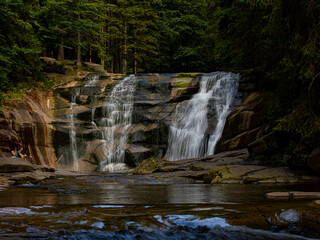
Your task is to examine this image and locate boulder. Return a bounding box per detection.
[127,145,164,166]
[82,72,109,82]
[40,57,56,64]
[220,127,261,152]
[218,92,270,152]
[170,73,201,101]
[133,158,160,175]
[202,164,316,184]
[83,62,105,72]
[81,140,109,165]
[0,157,36,172]
[248,131,278,156]
[311,200,320,208]
[243,167,297,183]
[307,147,320,174]
[203,165,267,183]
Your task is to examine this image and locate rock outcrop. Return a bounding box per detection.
[0,90,56,167]
[131,149,318,184]
[51,73,205,171]
[0,157,36,172]
[218,91,271,153]
[0,72,205,171]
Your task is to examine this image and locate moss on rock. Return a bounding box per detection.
[133,158,159,175]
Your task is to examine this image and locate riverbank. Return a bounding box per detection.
[1,149,319,191]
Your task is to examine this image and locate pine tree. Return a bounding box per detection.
[0,0,43,91]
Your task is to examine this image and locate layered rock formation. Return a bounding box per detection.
[218,69,320,175]
[0,72,206,171]
[0,89,56,167]
[52,73,203,171]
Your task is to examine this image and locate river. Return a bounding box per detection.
[0,174,319,239]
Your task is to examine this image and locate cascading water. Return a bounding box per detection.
[100,75,137,171]
[84,75,100,129]
[68,88,80,171]
[165,72,239,161]
[90,95,99,129]
[85,74,100,87]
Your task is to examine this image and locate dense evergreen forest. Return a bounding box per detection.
[0,0,320,137]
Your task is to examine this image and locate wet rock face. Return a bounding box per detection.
[51,73,202,170]
[0,72,236,172]
[0,90,56,167]
[218,92,269,152]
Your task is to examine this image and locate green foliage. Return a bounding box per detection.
[148,0,208,72]
[274,101,320,137]
[0,0,319,146]
[209,0,320,139]
[105,0,158,73]
[0,0,44,92]
[36,0,108,63]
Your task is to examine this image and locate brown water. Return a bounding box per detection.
[0,175,319,239]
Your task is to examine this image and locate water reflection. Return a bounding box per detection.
[2,181,320,207]
[0,180,319,239]
[0,187,57,207]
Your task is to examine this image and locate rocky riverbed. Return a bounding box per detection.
[1,147,319,190]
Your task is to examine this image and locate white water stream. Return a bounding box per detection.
[100,75,137,171]
[165,72,239,161]
[68,88,80,171]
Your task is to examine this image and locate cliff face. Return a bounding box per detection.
[218,70,320,175]
[0,89,56,167]
[2,70,318,175]
[0,72,202,170]
[51,73,202,171]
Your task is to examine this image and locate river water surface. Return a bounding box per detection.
[0,175,319,239]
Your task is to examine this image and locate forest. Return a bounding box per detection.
[0,0,320,137]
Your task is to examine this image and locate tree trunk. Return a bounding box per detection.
[43,44,47,57]
[100,25,105,71]
[123,22,127,74]
[77,14,81,67]
[134,32,137,74]
[58,41,64,61]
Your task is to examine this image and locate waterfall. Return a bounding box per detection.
[68,88,80,171]
[100,75,137,171]
[90,95,99,129]
[85,74,100,87]
[84,75,100,129]
[165,72,239,161]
